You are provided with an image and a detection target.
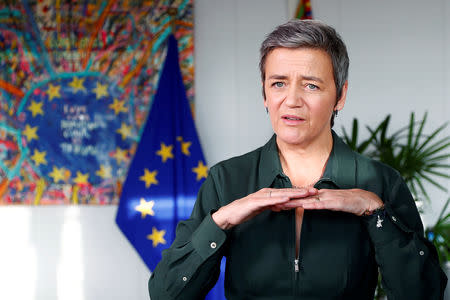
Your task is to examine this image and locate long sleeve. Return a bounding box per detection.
[148,170,228,299]
[364,174,447,299]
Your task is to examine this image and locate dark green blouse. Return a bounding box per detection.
[148,132,447,299]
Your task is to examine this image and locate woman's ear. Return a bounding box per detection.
[262,81,266,101]
[335,80,348,111]
[262,81,268,113]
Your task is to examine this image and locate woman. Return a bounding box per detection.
[149,19,447,299]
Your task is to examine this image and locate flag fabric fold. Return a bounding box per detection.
[115,34,225,299]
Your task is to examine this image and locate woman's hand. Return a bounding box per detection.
[212,187,318,230]
[273,189,384,216]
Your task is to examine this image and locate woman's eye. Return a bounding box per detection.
[272,82,284,88]
[307,84,318,90]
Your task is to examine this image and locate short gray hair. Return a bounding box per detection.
[259,19,349,108]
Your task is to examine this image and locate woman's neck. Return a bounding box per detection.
[277,132,333,188]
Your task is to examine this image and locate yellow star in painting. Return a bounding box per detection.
[176,136,192,156]
[46,83,61,101]
[113,147,128,164]
[135,198,155,218]
[92,82,108,99]
[49,166,66,183]
[139,168,158,188]
[108,98,128,115]
[116,122,132,140]
[147,227,166,247]
[69,77,86,93]
[192,161,208,181]
[30,149,47,166]
[95,165,112,179]
[156,142,174,163]
[73,171,89,185]
[27,100,44,117]
[22,124,38,142]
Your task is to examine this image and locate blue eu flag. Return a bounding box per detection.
[116,35,225,299]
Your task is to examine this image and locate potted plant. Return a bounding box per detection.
[341,112,450,299]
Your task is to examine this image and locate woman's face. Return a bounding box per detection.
[263,47,347,148]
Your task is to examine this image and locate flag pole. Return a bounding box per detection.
[168,7,178,34]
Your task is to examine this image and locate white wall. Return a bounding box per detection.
[0,206,150,300]
[195,0,284,161]
[0,1,449,299]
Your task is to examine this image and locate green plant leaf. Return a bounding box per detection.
[422,169,450,180]
[427,163,450,169]
[412,175,428,200]
[341,111,450,210]
[417,122,449,153]
[352,119,358,147]
[407,112,415,151]
[419,140,450,161]
[418,171,448,192]
[342,119,358,151]
[426,154,450,163]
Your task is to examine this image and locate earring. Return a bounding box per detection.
[265,107,268,114]
[334,110,339,117]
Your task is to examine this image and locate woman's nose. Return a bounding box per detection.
[285,85,304,107]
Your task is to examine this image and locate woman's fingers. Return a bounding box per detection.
[262,187,317,199]
[268,188,384,216]
[274,190,353,212]
[301,199,341,210]
[272,195,320,210]
[213,187,322,229]
[300,189,382,215]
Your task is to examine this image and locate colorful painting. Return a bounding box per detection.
[0,0,194,205]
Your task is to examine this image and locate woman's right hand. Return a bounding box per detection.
[211,187,317,230]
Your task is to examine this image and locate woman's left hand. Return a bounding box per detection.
[272,188,384,216]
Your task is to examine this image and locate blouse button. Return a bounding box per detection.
[419,250,425,256]
[210,242,217,249]
[182,276,188,282]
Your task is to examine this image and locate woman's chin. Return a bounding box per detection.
[276,133,308,146]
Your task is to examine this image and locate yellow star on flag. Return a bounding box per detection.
[22,124,38,142]
[177,136,192,156]
[92,82,109,99]
[108,98,128,115]
[113,147,128,164]
[156,142,174,163]
[73,171,89,185]
[30,149,47,166]
[69,77,86,93]
[135,198,155,218]
[192,161,208,181]
[147,227,166,247]
[49,166,66,183]
[46,83,61,101]
[27,100,44,117]
[116,122,132,140]
[139,168,158,188]
[95,165,112,179]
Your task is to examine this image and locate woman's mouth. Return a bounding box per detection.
[282,115,305,124]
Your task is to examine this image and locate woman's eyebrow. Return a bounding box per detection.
[267,74,288,80]
[267,74,324,83]
[302,75,324,83]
